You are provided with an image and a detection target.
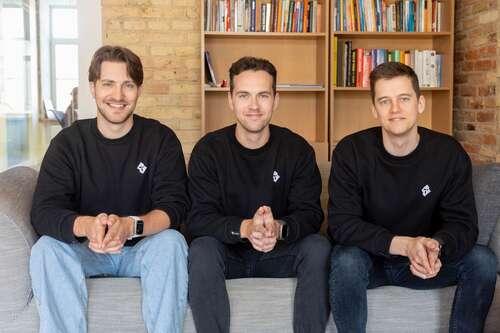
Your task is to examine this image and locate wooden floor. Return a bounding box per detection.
[0,114,60,172]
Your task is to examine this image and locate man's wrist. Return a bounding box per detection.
[389,236,411,257]
[240,219,251,239]
[73,216,91,237]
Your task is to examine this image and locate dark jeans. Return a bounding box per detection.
[188,234,331,333]
[329,244,498,333]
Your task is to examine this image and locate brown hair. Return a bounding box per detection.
[229,56,277,94]
[88,45,143,86]
[369,62,420,103]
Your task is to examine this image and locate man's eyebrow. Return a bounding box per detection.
[376,93,412,101]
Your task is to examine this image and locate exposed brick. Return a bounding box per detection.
[460,85,477,96]
[477,111,495,122]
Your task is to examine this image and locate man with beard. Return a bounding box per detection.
[186,56,331,333]
[30,45,190,333]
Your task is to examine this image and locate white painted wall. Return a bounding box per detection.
[77,0,101,119]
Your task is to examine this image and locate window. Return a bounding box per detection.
[49,5,78,110]
[0,1,35,114]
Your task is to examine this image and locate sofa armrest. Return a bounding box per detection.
[0,166,39,325]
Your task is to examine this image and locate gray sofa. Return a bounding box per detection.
[1,163,500,333]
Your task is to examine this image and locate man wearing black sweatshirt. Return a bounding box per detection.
[187,57,331,333]
[328,62,497,332]
[30,46,190,333]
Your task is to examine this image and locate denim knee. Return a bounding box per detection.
[188,236,225,273]
[31,235,69,263]
[297,234,331,266]
[144,229,188,259]
[330,245,372,280]
[460,245,498,284]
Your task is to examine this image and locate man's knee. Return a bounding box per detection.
[297,234,331,265]
[330,245,371,278]
[188,236,225,273]
[31,236,69,263]
[461,245,498,283]
[147,229,188,254]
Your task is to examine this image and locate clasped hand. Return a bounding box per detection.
[405,237,442,279]
[242,206,281,253]
[86,213,133,254]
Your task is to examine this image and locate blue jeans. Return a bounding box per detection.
[329,245,497,333]
[30,229,188,333]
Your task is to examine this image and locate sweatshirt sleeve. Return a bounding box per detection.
[433,147,478,262]
[150,130,190,229]
[31,137,80,243]
[279,146,324,244]
[328,140,395,256]
[186,145,245,244]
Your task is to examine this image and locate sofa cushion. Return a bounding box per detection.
[472,164,500,246]
[0,166,38,326]
[489,215,500,273]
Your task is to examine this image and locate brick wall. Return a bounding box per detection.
[454,0,499,163]
[101,0,202,156]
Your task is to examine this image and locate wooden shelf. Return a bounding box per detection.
[332,32,451,38]
[206,87,326,92]
[333,87,451,92]
[205,32,326,38]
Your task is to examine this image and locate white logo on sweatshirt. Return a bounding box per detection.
[421,185,431,197]
[273,171,280,183]
[137,162,147,174]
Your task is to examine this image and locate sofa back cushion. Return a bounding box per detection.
[472,164,500,246]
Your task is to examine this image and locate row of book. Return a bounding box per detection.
[333,38,442,88]
[204,0,323,33]
[333,0,444,32]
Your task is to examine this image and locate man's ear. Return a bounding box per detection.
[418,94,425,114]
[89,82,96,99]
[137,85,143,97]
[227,91,234,112]
[371,104,378,119]
[273,92,279,112]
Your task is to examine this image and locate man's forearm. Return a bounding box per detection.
[139,209,171,236]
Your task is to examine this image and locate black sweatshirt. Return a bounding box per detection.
[186,124,324,246]
[31,115,189,244]
[328,127,478,262]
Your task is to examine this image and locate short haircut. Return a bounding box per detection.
[229,56,277,94]
[88,45,143,86]
[369,62,420,103]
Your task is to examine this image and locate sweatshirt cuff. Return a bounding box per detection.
[62,213,79,243]
[281,217,299,244]
[433,231,456,262]
[376,231,396,258]
[159,206,180,230]
[226,217,245,243]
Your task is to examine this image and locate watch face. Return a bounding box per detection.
[136,220,144,235]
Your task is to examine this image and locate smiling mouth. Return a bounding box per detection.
[106,102,128,109]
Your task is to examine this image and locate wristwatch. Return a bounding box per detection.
[277,220,288,241]
[128,216,145,240]
[433,236,445,258]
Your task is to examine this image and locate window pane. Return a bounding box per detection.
[2,8,24,39]
[51,8,77,39]
[56,79,78,110]
[55,44,78,79]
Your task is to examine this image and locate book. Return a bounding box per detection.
[204,51,217,87]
